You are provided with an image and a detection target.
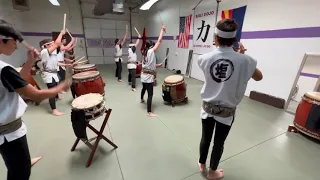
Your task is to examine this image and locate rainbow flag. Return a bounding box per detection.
[221,6,247,47]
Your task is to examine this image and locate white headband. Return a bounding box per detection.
[0,35,13,39]
[129,43,135,47]
[215,27,237,38]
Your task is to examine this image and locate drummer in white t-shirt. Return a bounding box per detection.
[127,35,141,91]
[197,19,263,179]
[39,30,73,116]
[114,27,128,82]
[140,26,166,117]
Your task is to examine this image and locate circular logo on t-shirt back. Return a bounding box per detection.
[210,59,234,83]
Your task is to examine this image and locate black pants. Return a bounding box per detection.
[58,67,65,82]
[115,59,122,80]
[199,117,233,170]
[46,78,58,110]
[128,69,136,88]
[0,135,31,180]
[141,82,153,113]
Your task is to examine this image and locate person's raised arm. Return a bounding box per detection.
[61,37,75,51]
[121,26,128,46]
[135,35,141,47]
[48,29,65,54]
[20,50,38,80]
[152,25,166,52]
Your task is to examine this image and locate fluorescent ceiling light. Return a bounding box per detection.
[49,0,60,6]
[140,0,159,10]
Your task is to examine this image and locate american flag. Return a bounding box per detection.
[178,14,192,49]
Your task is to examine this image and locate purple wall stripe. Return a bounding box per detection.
[21,32,85,38]
[300,72,320,79]
[20,26,319,40]
[131,26,320,40]
[242,27,320,39]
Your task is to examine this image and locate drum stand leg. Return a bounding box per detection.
[70,109,118,168]
[287,125,298,133]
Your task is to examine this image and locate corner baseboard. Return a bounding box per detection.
[249,91,285,109]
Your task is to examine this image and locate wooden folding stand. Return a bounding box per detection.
[70,108,118,168]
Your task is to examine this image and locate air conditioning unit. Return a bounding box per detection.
[93,0,124,16]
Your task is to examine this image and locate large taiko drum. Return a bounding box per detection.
[71,93,106,139]
[162,75,187,105]
[72,71,105,97]
[136,63,142,77]
[294,92,320,139]
[74,64,97,74]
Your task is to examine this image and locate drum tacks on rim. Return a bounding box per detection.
[162,75,188,106]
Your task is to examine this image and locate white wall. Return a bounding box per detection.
[144,0,198,74]
[0,0,86,67]
[81,2,145,64]
[145,0,320,101]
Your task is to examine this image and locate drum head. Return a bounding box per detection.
[72,71,100,80]
[74,64,95,70]
[304,92,320,101]
[164,75,184,84]
[72,93,104,110]
[15,67,22,72]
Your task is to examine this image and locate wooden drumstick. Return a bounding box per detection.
[73,56,86,64]
[134,27,140,36]
[66,28,72,38]
[63,14,67,32]
[158,11,166,33]
[74,60,88,65]
[22,41,40,55]
[160,54,169,65]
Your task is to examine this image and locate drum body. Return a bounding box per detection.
[136,63,142,77]
[162,75,187,103]
[294,92,320,139]
[73,71,105,97]
[74,64,97,74]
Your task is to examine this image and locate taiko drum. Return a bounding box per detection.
[72,71,105,97]
[294,92,320,140]
[162,75,187,104]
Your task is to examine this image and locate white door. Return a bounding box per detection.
[83,18,130,64]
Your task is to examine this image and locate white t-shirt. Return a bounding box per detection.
[141,48,156,83]
[127,48,137,69]
[114,45,123,62]
[198,47,257,126]
[0,61,27,145]
[40,49,60,83]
